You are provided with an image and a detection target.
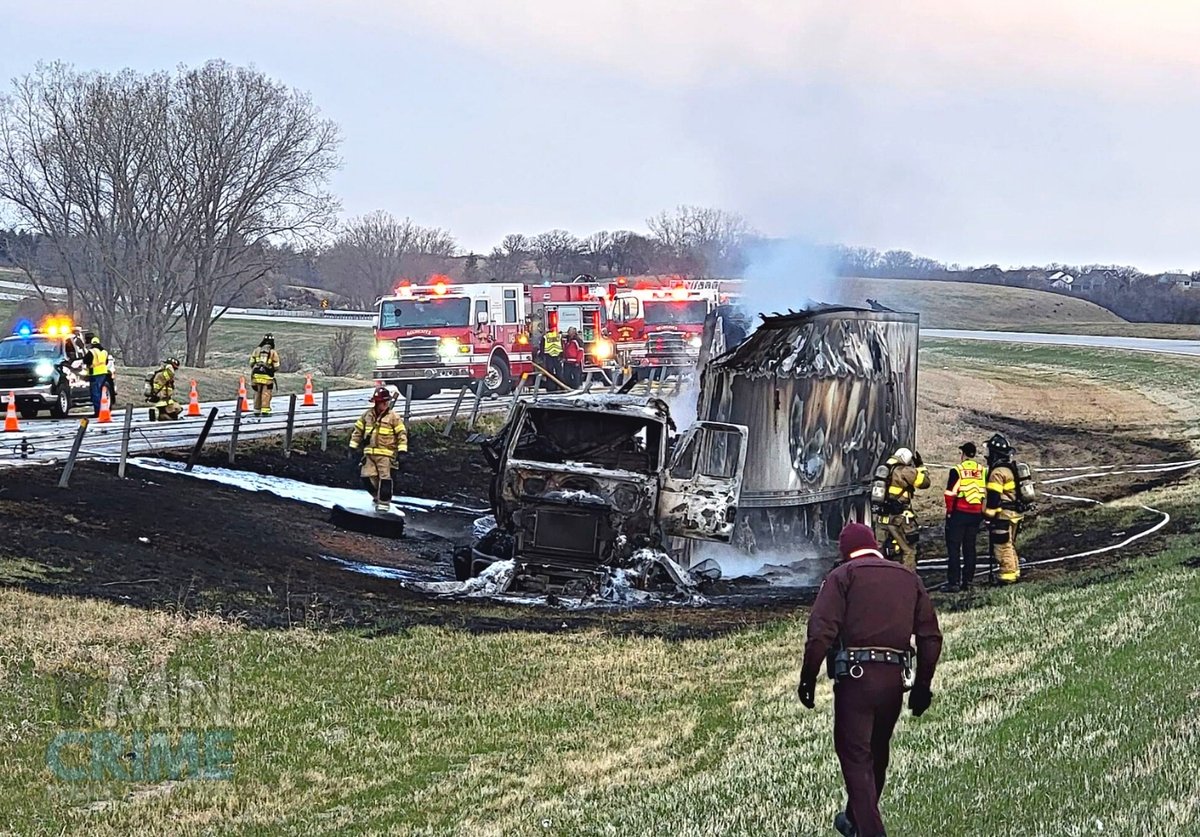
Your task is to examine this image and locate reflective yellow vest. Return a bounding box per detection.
[543,331,562,357]
[89,348,109,376]
[947,459,987,513]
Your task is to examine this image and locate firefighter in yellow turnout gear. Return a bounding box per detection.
[872,447,931,570]
[984,433,1023,583]
[349,387,409,512]
[249,333,281,416]
[149,358,182,421]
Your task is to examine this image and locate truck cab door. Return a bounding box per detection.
[657,421,748,542]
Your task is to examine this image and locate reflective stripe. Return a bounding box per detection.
[848,548,884,560]
[90,349,109,375]
[952,460,987,509]
[365,448,395,457]
[543,332,562,356]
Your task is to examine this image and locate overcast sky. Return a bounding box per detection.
[6,1,1200,271]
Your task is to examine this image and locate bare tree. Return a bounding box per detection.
[532,229,580,279]
[0,61,341,366]
[319,210,456,308]
[322,328,361,377]
[172,61,341,366]
[581,231,612,276]
[486,233,531,281]
[647,205,752,275]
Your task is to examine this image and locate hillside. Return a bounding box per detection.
[835,277,1126,329]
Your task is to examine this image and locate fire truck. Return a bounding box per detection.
[605,276,741,376]
[372,278,614,398]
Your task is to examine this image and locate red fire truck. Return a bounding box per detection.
[605,276,741,376]
[372,278,614,398]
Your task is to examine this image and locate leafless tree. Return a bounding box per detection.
[532,229,580,279]
[486,233,531,281]
[580,231,612,276]
[319,210,456,307]
[647,205,752,275]
[0,61,341,366]
[322,328,361,377]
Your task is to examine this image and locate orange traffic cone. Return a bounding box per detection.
[187,380,201,417]
[3,391,19,433]
[302,374,316,407]
[97,387,112,423]
[237,377,250,413]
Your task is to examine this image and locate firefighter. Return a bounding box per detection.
[944,441,987,592]
[798,523,942,837]
[872,447,930,570]
[249,333,281,416]
[83,336,113,417]
[149,358,182,421]
[562,326,585,390]
[349,386,408,513]
[984,433,1022,583]
[538,325,564,388]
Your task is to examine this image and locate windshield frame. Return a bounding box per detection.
[642,300,709,327]
[379,297,472,330]
[0,336,62,362]
[508,406,665,474]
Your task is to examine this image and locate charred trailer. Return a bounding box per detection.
[697,307,919,557]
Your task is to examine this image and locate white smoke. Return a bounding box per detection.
[695,542,828,587]
[737,237,838,328]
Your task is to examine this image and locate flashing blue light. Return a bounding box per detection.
[15,321,32,338]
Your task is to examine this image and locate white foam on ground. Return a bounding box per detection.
[129,458,485,515]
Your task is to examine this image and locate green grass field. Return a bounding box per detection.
[1,500,1197,836]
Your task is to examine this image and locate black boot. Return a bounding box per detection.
[834,811,857,836]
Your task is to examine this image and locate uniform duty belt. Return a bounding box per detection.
[845,648,907,665]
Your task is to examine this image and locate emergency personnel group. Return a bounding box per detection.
[799,436,1036,835]
[870,434,1035,588]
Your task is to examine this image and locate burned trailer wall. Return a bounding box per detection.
[699,308,919,555]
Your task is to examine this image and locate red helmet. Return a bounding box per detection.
[370,386,391,402]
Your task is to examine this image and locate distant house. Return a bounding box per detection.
[1047,270,1075,291]
[1075,269,1124,294]
[1155,272,1193,291]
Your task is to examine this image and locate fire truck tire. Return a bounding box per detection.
[485,356,512,396]
[408,383,440,400]
[18,405,39,420]
[50,386,71,419]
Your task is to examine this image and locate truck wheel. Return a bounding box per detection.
[408,383,439,401]
[18,405,38,420]
[484,356,511,396]
[50,387,70,419]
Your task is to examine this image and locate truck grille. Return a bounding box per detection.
[529,509,601,568]
[0,371,38,389]
[395,337,440,365]
[646,330,689,358]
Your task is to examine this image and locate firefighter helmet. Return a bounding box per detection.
[986,433,1011,455]
[370,386,391,403]
[261,333,275,348]
[893,447,914,466]
[164,357,180,369]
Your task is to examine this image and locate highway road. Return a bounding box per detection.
[923,329,1200,357]
[0,385,517,469]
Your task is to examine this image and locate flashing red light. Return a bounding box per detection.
[433,281,447,296]
[616,276,627,286]
[547,310,559,331]
[516,333,529,346]
[671,285,689,301]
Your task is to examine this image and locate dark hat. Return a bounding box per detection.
[959,442,977,457]
[838,522,881,561]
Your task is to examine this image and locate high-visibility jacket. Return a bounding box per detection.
[985,463,1018,517]
[250,348,280,386]
[87,348,110,376]
[542,331,562,357]
[945,459,987,514]
[885,458,930,510]
[350,407,408,457]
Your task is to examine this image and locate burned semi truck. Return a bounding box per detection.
[697,306,919,555]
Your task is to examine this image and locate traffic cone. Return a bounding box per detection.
[3,391,19,433]
[302,374,316,407]
[187,380,201,417]
[238,377,250,412]
[97,387,112,423]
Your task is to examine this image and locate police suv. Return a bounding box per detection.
[0,320,103,419]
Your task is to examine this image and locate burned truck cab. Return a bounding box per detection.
[473,393,748,594]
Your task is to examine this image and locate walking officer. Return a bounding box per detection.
[944,441,987,592]
[798,523,943,837]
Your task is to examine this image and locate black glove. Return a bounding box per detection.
[797,673,816,709]
[909,684,932,717]
[913,450,924,468]
[346,447,360,464]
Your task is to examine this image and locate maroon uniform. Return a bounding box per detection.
[800,523,942,837]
